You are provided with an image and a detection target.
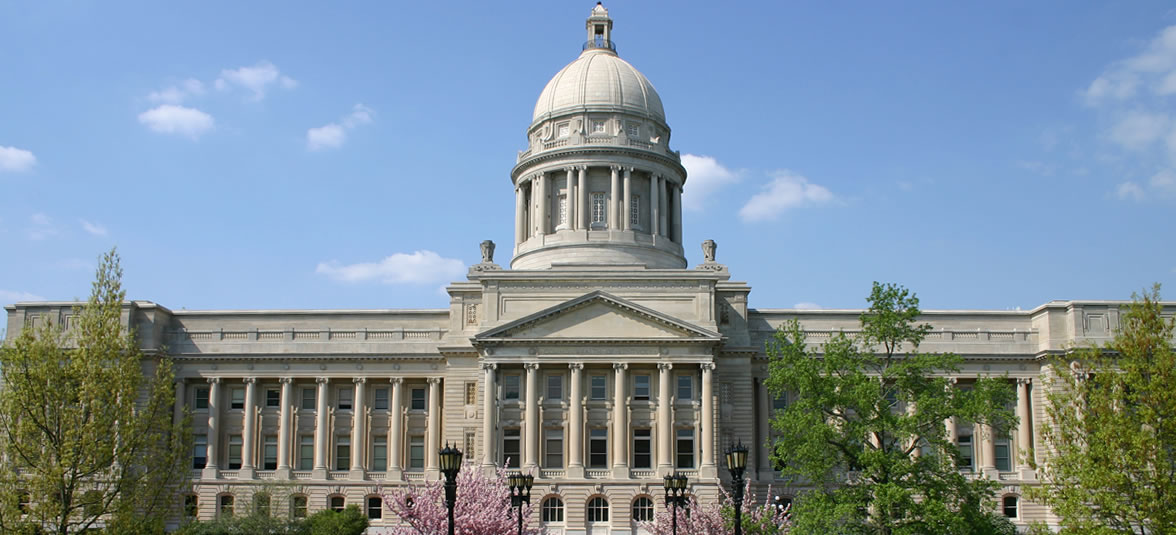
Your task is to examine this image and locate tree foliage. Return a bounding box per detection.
[381,463,538,535]
[0,249,190,534]
[640,482,792,535]
[1027,284,1176,535]
[766,282,1017,534]
[175,505,368,535]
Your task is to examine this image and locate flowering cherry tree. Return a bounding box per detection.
[381,462,541,535]
[640,483,791,535]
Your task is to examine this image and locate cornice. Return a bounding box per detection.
[512,146,686,181]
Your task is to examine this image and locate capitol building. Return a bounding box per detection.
[3,5,1159,534]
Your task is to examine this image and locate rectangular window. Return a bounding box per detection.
[591,192,606,224]
[591,120,606,134]
[465,431,476,460]
[503,428,521,468]
[558,122,570,137]
[194,387,210,410]
[558,194,568,225]
[263,436,278,470]
[265,388,280,408]
[228,435,242,469]
[411,388,426,410]
[995,436,1012,472]
[772,392,788,411]
[634,375,651,400]
[301,388,316,410]
[676,429,695,469]
[547,374,562,401]
[409,436,425,469]
[504,375,521,400]
[677,375,693,401]
[336,436,350,470]
[634,429,652,469]
[630,195,640,226]
[958,434,974,471]
[338,386,353,410]
[230,388,244,410]
[299,436,314,470]
[373,436,388,471]
[374,388,389,410]
[627,123,639,138]
[465,382,476,405]
[589,429,608,468]
[193,435,208,469]
[545,429,564,468]
[590,375,607,400]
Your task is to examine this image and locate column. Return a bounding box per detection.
[515,186,524,245]
[173,379,186,427]
[612,363,629,477]
[1016,378,1034,475]
[313,377,329,474]
[978,421,996,474]
[610,165,621,230]
[524,363,539,469]
[622,168,632,231]
[536,173,548,236]
[757,378,771,473]
[426,377,441,474]
[658,177,668,237]
[578,166,588,230]
[389,378,404,478]
[568,363,585,477]
[277,378,293,474]
[649,174,660,237]
[700,363,716,476]
[566,167,576,230]
[350,378,367,474]
[657,362,673,474]
[671,183,682,243]
[482,364,497,469]
[241,377,257,473]
[204,378,222,476]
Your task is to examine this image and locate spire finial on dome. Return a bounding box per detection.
[584,3,615,53]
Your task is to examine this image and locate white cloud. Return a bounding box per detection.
[148,78,205,104]
[307,104,375,151]
[27,213,57,240]
[79,219,107,237]
[793,302,823,310]
[1151,168,1176,194]
[1085,25,1176,105]
[0,145,36,172]
[1108,111,1168,150]
[1116,181,1146,201]
[138,104,214,138]
[739,170,834,222]
[0,290,45,304]
[215,62,296,100]
[316,250,466,285]
[681,154,739,211]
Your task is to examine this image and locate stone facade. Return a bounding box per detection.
[5,5,1174,534]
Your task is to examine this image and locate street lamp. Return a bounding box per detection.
[439,442,463,535]
[508,471,534,535]
[663,472,689,535]
[725,441,749,535]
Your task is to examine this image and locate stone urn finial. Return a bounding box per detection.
[480,240,496,264]
[701,239,717,263]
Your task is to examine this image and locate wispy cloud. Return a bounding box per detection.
[307,104,375,151]
[79,219,108,237]
[0,145,36,172]
[739,170,834,222]
[148,78,205,104]
[681,154,739,211]
[1116,181,1146,201]
[1083,25,1176,106]
[138,105,214,138]
[27,213,57,240]
[793,302,823,310]
[1108,111,1169,150]
[215,61,297,101]
[1016,160,1057,177]
[0,289,45,304]
[316,250,465,285]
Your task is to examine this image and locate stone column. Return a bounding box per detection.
[537,173,548,236]
[978,421,996,475]
[757,378,771,473]
[389,378,404,479]
[658,177,668,237]
[482,364,497,468]
[515,186,524,245]
[650,174,660,236]
[241,377,257,473]
[204,378,222,477]
[524,363,539,469]
[173,379,186,427]
[426,377,441,475]
[578,166,589,229]
[612,363,629,477]
[657,362,673,474]
[700,363,716,476]
[672,183,682,243]
[610,165,621,230]
[350,378,367,475]
[1016,378,1034,475]
[277,377,293,475]
[313,377,330,475]
[622,168,632,231]
[566,167,576,230]
[568,363,585,477]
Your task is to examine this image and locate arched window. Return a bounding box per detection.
[183,494,199,518]
[218,494,234,517]
[541,496,564,523]
[253,493,271,516]
[587,496,609,523]
[329,495,345,512]
[290,495,308,519]
[1002,495,1019,519]
[366,496,383,520]
[631,496,654,522]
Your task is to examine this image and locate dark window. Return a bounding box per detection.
[301,387,316,410]
[995,437,1012,472]
[547,375,562,400]
[542,497,564,523]
[503,429,521,468]
[230,388,244,410]
[183,494,198,518]
[330,496,345,512]
[677,375,693,400]
[1002,496,1018,518]
[17,491,30,514]
[367,496,383,519]
[634,429,652,469]
[411,388,426,410]
[218,495,234,517]
[587,497,609,523]
[373,436,387,471]
[504,375,521,400]
[193,435,208,469]
[676,429,694,469]
[632,496,654,522]
[338,386,353,410]
[265,388,280,408]
[590,375,607,400]
[773,392,788,411]
[374,388,389,410]
[336,437,351,470]
[589,429,608,468]
[227,435,242,469]
[634,375,650,400]
[290,496,307,519]
[410,436,425,469]
[194,387,210,410]
[263,436,278,470]
[299,435,314,470]
[958,434,974,471]
[545,430,564,468]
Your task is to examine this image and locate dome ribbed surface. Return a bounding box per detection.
[532,50,665,124]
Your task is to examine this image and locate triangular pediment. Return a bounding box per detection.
[475,291,720,343]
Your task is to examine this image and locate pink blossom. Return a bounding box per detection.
[381,462,541,535]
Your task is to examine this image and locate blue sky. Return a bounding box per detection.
[2,1,1174,313]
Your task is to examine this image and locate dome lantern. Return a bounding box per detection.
[585,2,615,53]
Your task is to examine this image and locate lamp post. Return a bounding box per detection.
[725,441,749,535]
[663,472,688,535]
[439,442,463,535]
[508,471,534,535]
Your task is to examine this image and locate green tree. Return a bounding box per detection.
[1026,285,1176,535]
[766,282,1017,535]
[0,249,190,534]
[304,504,368,535]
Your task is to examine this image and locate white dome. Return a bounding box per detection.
[532,49,665,125]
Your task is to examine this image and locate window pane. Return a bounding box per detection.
[592,192,606,223]
[374,388,389,410]
[373,437,387,471]
[504,375,520,400]
[634,375,650,399]
[995,439,1011,472]
[263,436,278,470]
[957,435,974,471]
[367,496,383,519]
[632,497,654,522]
[299,436,314,470]
[589,429,608,468]
[503,429,521,468]
[265,389,280,408]
[590,376,606,400]
[330,496,345,512]
[301,388,316,410]
[545,430,563,468]
[228,435,242,469]
[410,436,425,469]
[194,388,209,410]
[193,435,208,469]
[230,388,244,410]
[1003,496,1018,518]
[676,429,694,469]
[547,375,562,400]
[677,375,692,400]
[587,497,609,522]
[336,437,350,470]
[630,195,640,226]
[634,429,651,469]
[411,388,426,410]
[542,497,564,523]
[291,496,307,519]
[338,387,353,410]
